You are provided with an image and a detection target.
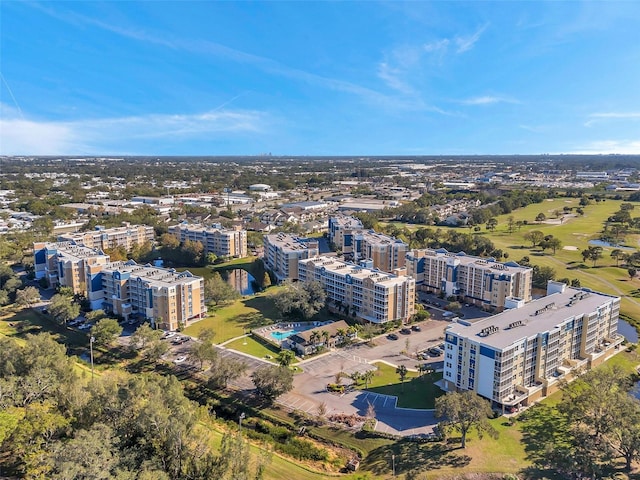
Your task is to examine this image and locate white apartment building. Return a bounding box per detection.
[58,224,155,251]
[442,281,622,409]
[168,223,247,258]
[100,261,206,331]
[263,233,319,281]
[406,248,532,311]
[298,256,415,324]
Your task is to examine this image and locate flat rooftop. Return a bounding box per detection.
[46,242,108,261]
[265,233,317,252]
[300,256,410,287]
[409,248,531,275]
[102,261,202,286]
[447,286,619,349]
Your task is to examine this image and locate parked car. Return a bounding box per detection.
[427,347,443,356]
[173,356,187,364]
[411,325,421,332]
[78,323,92,331]
[400,328,412,335]
[163,331,177,339]
[387,333,399,340]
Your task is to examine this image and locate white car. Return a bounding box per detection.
[173,356,187,364]
[163,332,177,339]
[78,323,92,330]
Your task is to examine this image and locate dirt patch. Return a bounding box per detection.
[563,246,578,251]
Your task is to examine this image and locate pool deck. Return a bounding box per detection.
[254,321,333,346]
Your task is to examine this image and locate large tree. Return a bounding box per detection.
[204,272,240,306]
[90,319,123,346]
[274,281,326,319]
[49,294,80,325]
[251,365,294,402]
[15,286,40,308]
[435,391,497,448]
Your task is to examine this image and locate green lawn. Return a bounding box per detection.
[224,334,280,362]
[184,287,284,342]
[359,362,444,409]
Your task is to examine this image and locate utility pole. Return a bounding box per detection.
[90,336,95,380]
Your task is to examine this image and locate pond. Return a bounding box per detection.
[588,239,635,250]
[223,268,257,296]
[618,319,639,343]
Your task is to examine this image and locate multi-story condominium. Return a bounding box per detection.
[328,215,364,247]
[33,241,111,309]
[263,233,319,281]
[298,256,415,324]
[100,261,206,331]
[442,281,622,410]
[58,224,155,251]
[328,216,407,273]
[168,223,247,258]
[405,248,532,311]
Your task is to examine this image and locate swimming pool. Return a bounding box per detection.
[270,329,305,341]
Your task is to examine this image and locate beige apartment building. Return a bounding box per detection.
[328,216,407,273]
[263,233,319,281]
[58,224,155,251]
[406,248,532,311]
[100,261,206,331]
[442,281,622,409]
[298,256,415,324]
[168,223,247,258]
[34,241,111,309]
[34,242,206,330]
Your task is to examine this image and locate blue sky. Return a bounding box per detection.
[1,1,640,156]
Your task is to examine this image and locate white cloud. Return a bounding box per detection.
[461,95,519,106]
[584,112,640,127]
[0,104,267,155]
[423,39,450,53]
[569,140,640,154]
[454,24,489,53]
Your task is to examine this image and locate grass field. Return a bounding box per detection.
[360,362,444,409]
[184,287,284,342]
[224,334,280,362]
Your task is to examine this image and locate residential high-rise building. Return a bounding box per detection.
[34,242,206,330]
[298,256,415,324]
[328,216,407,273]
[442,281,622,409]
[406,248,532,311]
[100,261,206,331]
[168,223,247,258]
[263,233,319,281]
[34,241,111,309]
[58,224,155,251]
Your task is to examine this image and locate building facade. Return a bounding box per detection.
[34,241,111,309]
[405,248,532,311]
[100,261,206,331]
[168,223,247,258]
[298,256,415,324]
[34,242,206,330]
[58,224,155,251]
[442,281,622,409]
[263,233,319,281]
[328,216,407,273]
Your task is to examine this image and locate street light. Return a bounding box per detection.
[392,454,395,476]
[238,412,246,433]
[89,336,95,380]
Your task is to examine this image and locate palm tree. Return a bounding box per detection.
[309,331,320,347]
[362,370,374,389]
[321,330,330,347]
[336,328,347,343]
[396,365,408,391]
